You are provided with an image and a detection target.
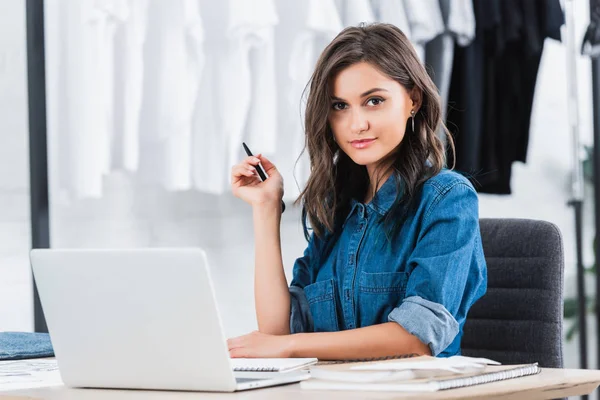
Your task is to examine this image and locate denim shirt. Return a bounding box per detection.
[0,332,54,360]
[288,169,487,357]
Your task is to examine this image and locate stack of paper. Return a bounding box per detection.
[301,356,542,392]
[309,356,500,383]
[0,359,63,392]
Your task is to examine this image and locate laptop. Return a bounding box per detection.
[29,248,312,392]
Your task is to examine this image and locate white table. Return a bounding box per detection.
[2,366,600,400]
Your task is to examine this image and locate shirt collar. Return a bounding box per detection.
[349,174,401,217]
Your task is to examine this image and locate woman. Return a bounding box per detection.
[229,23,487,359]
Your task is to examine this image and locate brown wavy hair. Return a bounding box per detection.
[295,23,454,240]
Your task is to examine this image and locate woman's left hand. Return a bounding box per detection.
[227,331,293,358]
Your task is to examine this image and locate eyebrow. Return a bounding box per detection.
[331,88,389,102]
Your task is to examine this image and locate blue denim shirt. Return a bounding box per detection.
[288,169,487,357]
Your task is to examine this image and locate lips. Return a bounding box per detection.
[350,138,376,149]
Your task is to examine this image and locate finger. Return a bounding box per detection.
[244,156,262,167]
[227,335,245,350]
[231,164,256,180]
[232,158,260,173]
[229,348,248,359]
[233,161,257,174]
[256,155,277,174]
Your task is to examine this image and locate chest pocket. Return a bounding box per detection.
[303,279,339,332]
[358,271,409,327]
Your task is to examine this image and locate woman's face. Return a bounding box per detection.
[328,62,415,170]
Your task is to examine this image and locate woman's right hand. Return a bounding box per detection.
[231,154,284,208]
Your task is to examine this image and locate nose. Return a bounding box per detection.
[350,109,369,135]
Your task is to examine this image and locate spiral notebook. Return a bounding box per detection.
[231,358,318,373]
[301,362,540,392]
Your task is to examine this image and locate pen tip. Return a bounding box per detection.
[242,142,252,156]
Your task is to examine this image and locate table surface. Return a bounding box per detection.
[2,366,600,400]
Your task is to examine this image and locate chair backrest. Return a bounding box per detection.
[462,218,564,368]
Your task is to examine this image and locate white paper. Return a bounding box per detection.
[309,368,418,383]
[0,359,63,391]
[351,356,501,372]
[307,356,502,385]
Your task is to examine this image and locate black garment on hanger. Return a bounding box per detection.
[446,0,502,188]
[446,0,563,194]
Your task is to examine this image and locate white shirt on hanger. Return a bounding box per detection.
[48,0,127,200]
[403,0,445,43]
[139,0,204,191]
[221,0,279,180]
[190,0,229,195]
[339,0,376,27]
[447,0,476,47]
[90,0,130,179]
[113,0,149,173]
[370,0,412,38]
[403,0,445,61]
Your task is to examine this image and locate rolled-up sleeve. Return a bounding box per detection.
[289,233,320,334]
[388,296,459,356]
[388,182,486,356]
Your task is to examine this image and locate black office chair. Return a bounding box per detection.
[462,218,564,368]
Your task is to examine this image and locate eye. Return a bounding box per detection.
[332,102,347,111]
[366,97,384,107]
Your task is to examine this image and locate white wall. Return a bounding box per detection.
[0,0,596,370]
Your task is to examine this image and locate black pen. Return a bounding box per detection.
[242,142,286,213]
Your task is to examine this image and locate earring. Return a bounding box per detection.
[410,110,415,132]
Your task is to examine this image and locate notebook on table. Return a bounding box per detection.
[302,355,540,392]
